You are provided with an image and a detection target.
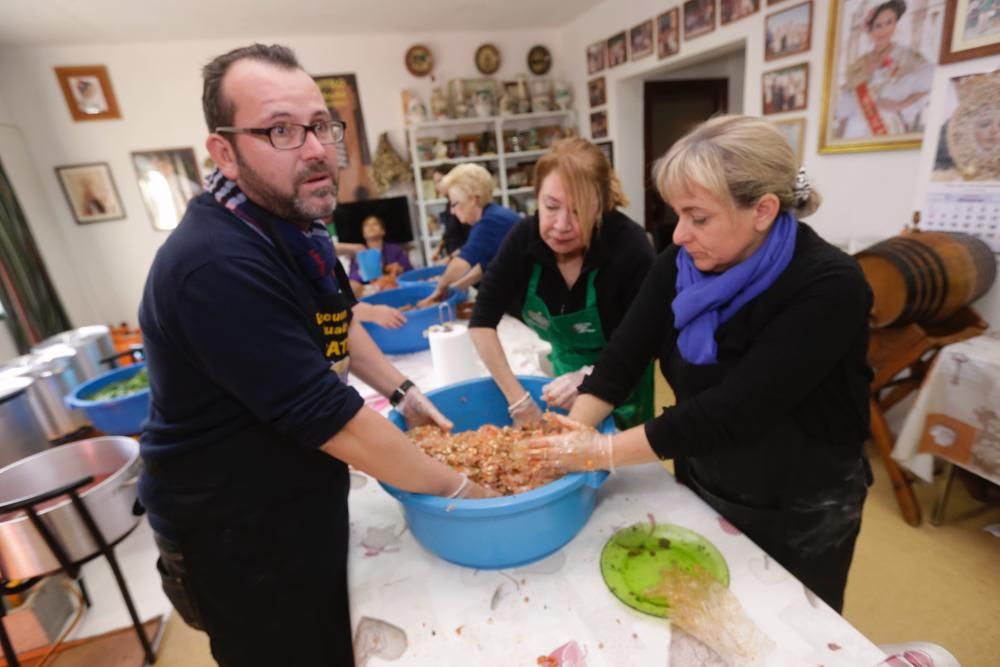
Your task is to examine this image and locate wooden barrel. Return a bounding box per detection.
[855,232,996,328]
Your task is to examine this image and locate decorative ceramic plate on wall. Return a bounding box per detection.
[405,45,433,77]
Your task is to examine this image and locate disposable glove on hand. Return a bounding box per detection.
[518,414,614,476]
[446,473,499,499]
[398,386,454,431]
[541,366,593,410]
[507,391,544,427]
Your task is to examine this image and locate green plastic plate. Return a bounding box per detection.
[600,522,729,618]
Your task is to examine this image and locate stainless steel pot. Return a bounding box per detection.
[0,376,50,469]
[32,325,114,383]
[1,346,89,440]
[0,436,141,581]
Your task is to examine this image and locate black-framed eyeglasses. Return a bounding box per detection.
[215,119,346,150]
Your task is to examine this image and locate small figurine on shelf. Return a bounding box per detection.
[530,79,552,112]
[433,139,449,161]
[554,82,572,111]
[405,92,428,125]
[509,133,522,153]
[474,90,494,118]
[430,88,449,120]
[527,128,541,150]
[480,131,496,155]
[515,75,531,114]
[498,93,513,115]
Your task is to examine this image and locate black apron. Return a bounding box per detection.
[152,217,358,666]
[664,346,869,613]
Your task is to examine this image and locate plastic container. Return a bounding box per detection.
[397,265,445,287]
[361,284,462,355]
[381,376,615,569]
[356,248,383,282]
[65,363,150,436]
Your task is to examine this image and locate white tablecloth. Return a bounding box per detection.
[347,317,888,666]
[894,331,1000,485]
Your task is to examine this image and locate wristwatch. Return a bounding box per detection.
[389,379,415,407]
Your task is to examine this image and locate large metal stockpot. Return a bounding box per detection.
[32,325,115,383]
[1,345,89,440]
[0,376,49,469]
[0,436,142,581]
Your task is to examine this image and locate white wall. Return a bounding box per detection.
[563,0,921,250]
[0,28,568,326]
[0,87,103,331]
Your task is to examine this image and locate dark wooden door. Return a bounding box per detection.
[643,79,728,251]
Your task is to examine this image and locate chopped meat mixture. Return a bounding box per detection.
[410,413,570,496]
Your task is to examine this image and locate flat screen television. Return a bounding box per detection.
[330,196,414,245]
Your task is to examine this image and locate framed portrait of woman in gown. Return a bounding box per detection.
[819,0,946,154]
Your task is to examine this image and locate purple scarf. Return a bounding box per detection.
[672,212,798,365]
[206,168,341,295]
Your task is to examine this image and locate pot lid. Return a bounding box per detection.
[34,325,110,350]
[0,376,33,404]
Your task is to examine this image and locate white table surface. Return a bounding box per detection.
[346,316,888,666]
[894,331,1000,486]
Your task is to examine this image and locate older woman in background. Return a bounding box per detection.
[470,138,655,429]
[525,116,873,613]
[417,163,519,307]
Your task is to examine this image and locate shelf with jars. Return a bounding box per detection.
[407,110,577,263]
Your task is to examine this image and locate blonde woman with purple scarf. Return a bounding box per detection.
[521,115,874,613]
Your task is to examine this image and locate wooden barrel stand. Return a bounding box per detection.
[858,232,995,526]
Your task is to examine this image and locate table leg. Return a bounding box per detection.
[869,398,922,526]
[930,461,957,526]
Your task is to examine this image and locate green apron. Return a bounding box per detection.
[521,264,654,429]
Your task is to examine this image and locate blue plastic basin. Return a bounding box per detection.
[361,284,462,355]
[382,376,614,569]
[397,265,445,287]
[65,363,150,436]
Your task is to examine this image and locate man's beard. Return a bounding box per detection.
[235,150,338,224]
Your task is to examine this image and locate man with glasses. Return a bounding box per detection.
[138,44,493,666]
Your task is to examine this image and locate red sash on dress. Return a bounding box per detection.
[855,82,888,136]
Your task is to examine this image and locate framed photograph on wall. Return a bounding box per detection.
[940,0,1000,64]
[131,148,203,231]
[587,41,607,74]
[762,63,809,114]
[684,0,717,40]
[722,0,760,25]
[53,65,121,122]
[773,117,807,164]
[55,163,125,224]
[630,19,655,60]
[595,140,615,168]
[765,1,812,61]
[588,77,607,108]
[819,0,945,154]
[590,110,609,140]
[608,32,628,67]
[658,8,681,59]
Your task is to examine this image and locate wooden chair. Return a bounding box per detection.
[867,307,987,526]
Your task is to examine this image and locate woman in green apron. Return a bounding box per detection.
[469,138,656,430]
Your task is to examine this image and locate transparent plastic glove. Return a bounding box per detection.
[398,386,454,431]
[520,414,614,475]
[541,365,593,410]
[507,391,544,427]
[446,473,499,499]
[369,305,407,329]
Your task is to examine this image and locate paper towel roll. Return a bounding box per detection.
[428,324,481,387]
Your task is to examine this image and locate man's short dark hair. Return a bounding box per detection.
[202,44,301,132]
